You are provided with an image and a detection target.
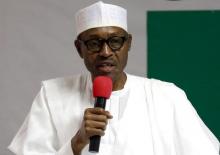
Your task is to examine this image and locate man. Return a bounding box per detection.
[9,1,219,155]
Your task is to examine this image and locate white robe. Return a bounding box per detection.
[8,73,220,155]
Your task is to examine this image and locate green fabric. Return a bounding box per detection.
[147,10,220,140]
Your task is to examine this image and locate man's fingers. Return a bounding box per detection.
[85,114,108,123]
[85,127,105,137]
[78,108,113,142]
[106,112,113,119]
[84,108,113,119]
[85,120,107,130]
[85,108,103,114]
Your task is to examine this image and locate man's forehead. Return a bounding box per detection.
[78,26,127,39]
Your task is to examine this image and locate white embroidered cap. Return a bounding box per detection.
[75,1,127,36]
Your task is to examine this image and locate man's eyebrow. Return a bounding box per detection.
[88,34,100,38]
[109,32,129,38]
[82,34,100,40]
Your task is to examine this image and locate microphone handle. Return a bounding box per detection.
[89,97,106,153]
[94,97,106,109]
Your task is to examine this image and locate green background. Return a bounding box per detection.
[147,10,220,140]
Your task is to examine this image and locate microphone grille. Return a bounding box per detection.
[93,76,112,98]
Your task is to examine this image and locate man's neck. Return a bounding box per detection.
[112,72,127,91]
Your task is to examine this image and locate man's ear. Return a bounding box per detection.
[127,34,132,51]
[74,39,83,58]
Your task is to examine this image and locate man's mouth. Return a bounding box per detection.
[96,62,115,73]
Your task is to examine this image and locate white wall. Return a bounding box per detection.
[1,0,220,154]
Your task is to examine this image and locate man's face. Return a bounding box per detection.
[75,26,132,84]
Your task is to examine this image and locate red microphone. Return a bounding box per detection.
[89,76,112,153]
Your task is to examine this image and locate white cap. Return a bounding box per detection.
[75,1,127,36]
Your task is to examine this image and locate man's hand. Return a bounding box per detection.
[71,108,113,155]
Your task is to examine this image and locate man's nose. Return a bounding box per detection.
[98,43,113,57]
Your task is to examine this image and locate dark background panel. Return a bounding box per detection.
[147,10,220,140]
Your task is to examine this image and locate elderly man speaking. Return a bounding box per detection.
[8,1,219,155]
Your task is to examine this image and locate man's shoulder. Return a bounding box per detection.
[127,73,184,94]
[148,77,185,95]
[127,73,174,87]
[41,73,89,91]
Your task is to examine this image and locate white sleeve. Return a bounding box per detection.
[170,84,220,155]
[8,85,74,155]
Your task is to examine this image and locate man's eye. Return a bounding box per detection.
[110,37,123,44]
[87,40,100,46]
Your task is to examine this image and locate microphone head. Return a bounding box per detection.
[93,76,112,98]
